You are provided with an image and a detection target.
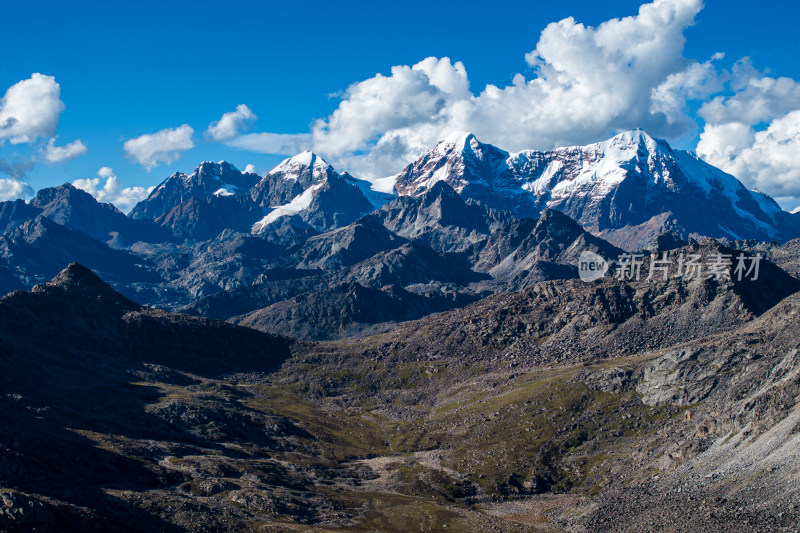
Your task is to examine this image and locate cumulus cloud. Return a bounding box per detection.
[239,0,711,177]
[0,158,34,180]
[312,57,470,158]
[206,104,257,142]
[42,137,87,163]
[0,73,65,145]
[0,179,33,201]
[219,0,718,178]
[651,56,725,127]
[0,158,34,200]
[244,164,257,174]
[699,72,800,126]
[123,125,194,170]
[694,56,800,207]
[73,167,155,213]
[698,111,800,200]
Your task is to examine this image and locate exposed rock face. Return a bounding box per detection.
[250,151,373,234]
[742,237,800,279]
[250,151,339,207]
[374,180,513,254]
[155,194,263,242]
[394,130,798,249]
[130,161,260,220]
[468,209,624,287]
[341,240,484,288]
[29,183,169,244]
[285,214,407,271]
[163,230,283,299]
[635,346,739,406]
[0,264,301,530]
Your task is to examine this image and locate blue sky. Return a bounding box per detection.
[2,0,800,210]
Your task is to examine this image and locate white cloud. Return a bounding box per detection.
[73,167,155,213]
[696,122,755,170]
[311,56,470,157]
[206,104,257,142]
[650,57,725,126]
[697,111,800,200]
[0,177,34,200]
[226,132,311,154]
[699,74,800,126]
[239,0,710,177]
[123,125,194,170]
[694,56,800,207]
[43,137,87,163]
[0,73,65,145]
[244,164,257,174]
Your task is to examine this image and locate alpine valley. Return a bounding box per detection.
[3,130,800,532]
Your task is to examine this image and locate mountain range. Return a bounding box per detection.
[0,129,796,316]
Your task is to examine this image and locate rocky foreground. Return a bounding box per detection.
[0,249,799,532]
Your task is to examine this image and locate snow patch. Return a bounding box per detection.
[345,174,397,209]
[213,188,234,197]
[718,225,743,240]
[252,183,324,231]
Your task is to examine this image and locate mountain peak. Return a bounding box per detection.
[33,182,104,207]
[192,160,238,175]
[435,131,480,155]
[269,151,331,176]
[603,129,671,155]
[43,262,139,310]
[441,131,477,145]
[422,180,462,202]
[49,262,108,287]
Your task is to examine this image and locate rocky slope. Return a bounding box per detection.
[374,180,514,254]
[3,246,800,531]
[467,209,624,289]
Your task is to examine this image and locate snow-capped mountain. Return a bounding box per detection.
[130,161,260,220]
[250,151,334,207]
[394,130,798,250]
[250,151,373,234]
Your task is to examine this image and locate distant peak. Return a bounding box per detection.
[31,182,94,205]
[196,160,220,170]
[438,131,477,149]
[269,151,331,175]
[608,129,668,149]
[49,262,104,286]
[38,263,140,310]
